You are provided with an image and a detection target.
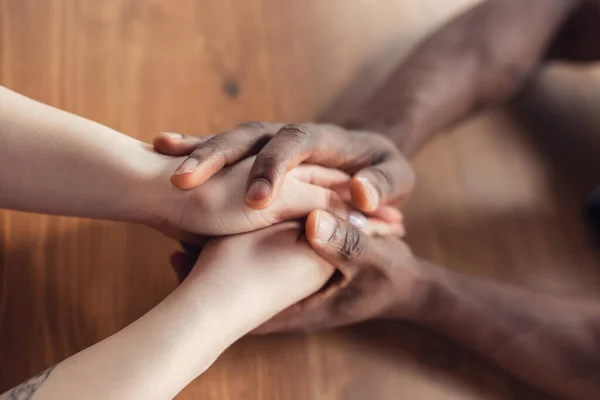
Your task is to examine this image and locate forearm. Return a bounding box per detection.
[348,0,581,156]
[0,224,333,400]
[0,86,169,223]
[0,276,241,400]
[405,260,600,399]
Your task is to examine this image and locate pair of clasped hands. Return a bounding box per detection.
[150,121,417,334]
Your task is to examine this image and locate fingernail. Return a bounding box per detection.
[348,210,367,228]
[246,179,272,205]
[357,177,379,211]
[161,132,183,139]
[315,211,338,243]
[174,158,199,175]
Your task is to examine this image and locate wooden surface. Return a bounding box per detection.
[2,1,599,399]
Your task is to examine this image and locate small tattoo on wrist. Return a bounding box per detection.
[4,366,55,400]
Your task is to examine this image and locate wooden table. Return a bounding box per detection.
[2,1,599,398]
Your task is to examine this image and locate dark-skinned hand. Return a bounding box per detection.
[153,122,414,218]
[171,210,424,333]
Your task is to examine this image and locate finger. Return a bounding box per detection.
[367,206,403,224]
[305,210,383,275]
[350,156,415,212]
[246,125,413,211]
[291,164,352,203]
[246,123,345,209]
[362,218,405,237]
[274,181,350,222]
[169,122,284,189]
[290,164,350,188]
[153,132,209,156]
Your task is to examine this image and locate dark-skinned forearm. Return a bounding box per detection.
[348,0,582,156]
[404,260,600,400]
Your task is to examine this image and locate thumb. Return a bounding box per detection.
[350,157,415,212]
[305,210,373,275]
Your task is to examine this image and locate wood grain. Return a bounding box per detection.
[2,1,598,399]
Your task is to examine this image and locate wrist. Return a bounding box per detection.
[158,278,242,374]
[346,99,430,157]
[126,145,185,227]
[385,257,444,321]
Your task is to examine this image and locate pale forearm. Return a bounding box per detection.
[0,86,169,223]
[1,279,238,400]
[1,224,333,400]
[408,260,600,399]
[349,0,581,155]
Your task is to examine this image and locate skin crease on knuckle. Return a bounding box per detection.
[279,123,316,143]
[186,137,224,163]
[272,125,316,159]
[204,135,227,151]
[237,121,267,133]
[369,151,389,166]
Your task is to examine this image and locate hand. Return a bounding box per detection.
[173,222,336,337]
[153,156,403,238]
[153,122,414,213]
[172,209,424,332]
[255,210,428,333]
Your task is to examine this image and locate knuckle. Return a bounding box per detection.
[339,225,365,260]
[237,120,266,132]
[207,135,227,150]
[280,123,315,142]
[235,122,274,153]
[188,136,227,161]
[203,135,227,150]
[369,151,389,165]
[256,149,279,165]
[361,132,401,156]
[188,148,205,161]
[362,133,396,154]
